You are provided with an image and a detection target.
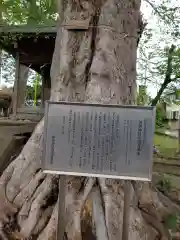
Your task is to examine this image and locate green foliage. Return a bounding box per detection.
[1,0,57,25]
[164,214,178,231]
[157,175,172,193]
[155,104,165,129]
[173,48,180,79]
[137,85,149,105]
[154,134,178,157]
[156,46,180,81]
[175,89,180,99]
[25,84,41,103]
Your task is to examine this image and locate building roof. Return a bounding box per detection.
[0,24,57,81]
[0,24,57,34]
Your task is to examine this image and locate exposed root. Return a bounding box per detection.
[33,206,53,236]
[98,179,124,240]
[78,178,96,204]
[141,211,171,240]
[66,177,95,240]
[6,120,44,202]
[131,181,143,209]
[17,175,51,227]
[155,187,180,215]
[0,226,8,240]
[0,162,15,188]
[132,182,173,239]
[81,199,96,240]
[20,175,57,238]
[14,170,46,207]
[0,186,17,224]
[37,202,58,240]
[134,183,169,222]
[92,186,109,240]
[0,188,17,240]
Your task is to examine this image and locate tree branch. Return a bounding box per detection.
[137,15,147,46]
[144,0,163,17]
[141,211,171,239]
[144,0,176,25]
[151,44,176,106]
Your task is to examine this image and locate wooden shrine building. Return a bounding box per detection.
[0,24,57,120]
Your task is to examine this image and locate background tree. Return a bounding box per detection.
[25,84,41,105]
[136,85,151,105]
[137,0,180,106]
[155,103,166,129]
[151,45,180,106]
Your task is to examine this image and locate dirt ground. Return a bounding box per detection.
[0,120,36,135]
[0,120,36,174]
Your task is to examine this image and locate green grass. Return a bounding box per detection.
[154,134,178,157]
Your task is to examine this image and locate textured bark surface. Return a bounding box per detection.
[0,0,174,239]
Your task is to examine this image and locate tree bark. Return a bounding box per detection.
[0,0,174,239]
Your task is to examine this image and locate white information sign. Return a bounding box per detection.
[42,101,155,181]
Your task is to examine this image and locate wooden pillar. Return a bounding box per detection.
[41,77,50,107]
[13,63,28,116]
[122,181,131,240]
[17,64,28,109]
[13,44,20,116]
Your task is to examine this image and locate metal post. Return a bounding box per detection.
[56,175,66,240]
[56,0,66,238]
[56,0,65,236]
[122,181,131,240]
[122,87,133,240]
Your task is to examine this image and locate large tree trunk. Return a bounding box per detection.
[0,0,174,239]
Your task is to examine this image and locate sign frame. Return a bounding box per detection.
[42,101,155,181]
